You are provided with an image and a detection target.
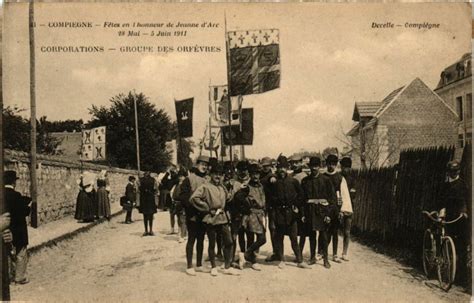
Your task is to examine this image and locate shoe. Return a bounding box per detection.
[341,255,349,261]
[148,231,155,236]
[142,232,148,237]
[324,260,331,269]
[297,262,311,269]
[178,237,184,243]
[185,268,197,276]
[15,278,29,285]
[251,263,262,271]
[308,258,316,265]
[238,252,245,270]
[167,229,176,235]
[210,267,219,276]
[222,267,240,276]
[195,266,210,273]
[278,261,286,269]
[265,254,278,262]
[332,255,342,263]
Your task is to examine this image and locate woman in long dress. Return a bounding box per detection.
[74,181,96,223]
[96,179,111,220]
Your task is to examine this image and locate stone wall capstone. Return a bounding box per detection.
[4,149,140,226]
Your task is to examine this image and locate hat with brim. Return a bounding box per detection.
[325,154,339,165]
[209,163,224,175]
[248,163,261,174]
[196,155,210,164]
[308,157,321,168]
[261,157,272,166]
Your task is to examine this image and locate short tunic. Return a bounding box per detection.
[241,184,266,234]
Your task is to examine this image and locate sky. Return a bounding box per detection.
[3,2,472,159]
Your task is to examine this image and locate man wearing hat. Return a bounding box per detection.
[178,155,210,276]
[4,170,32,284]
[234,163,267,270]
[227,160,252,269]
[190,163,239,276]
[438,160,469,282]
[170,167,189,243]
[123,176,137,224]
[300,157,337,268]
[267,155,310,269]
[340,157,355,261]
[260,157,278,262]
[323,154,352,263]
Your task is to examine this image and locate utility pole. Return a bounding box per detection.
[29,0,38,229]
[0,1,10,297]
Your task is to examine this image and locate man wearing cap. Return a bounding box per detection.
[234,163,267,270]
[267,156,310,269]
[289,155,308,184]
[123,176,137,224]
[260,157,279,262]
[300,157,337,268]
[438,160,469,282]
[4,170,32,284]
[190,163,239,276]
[340,157,355,261]
[179,155,210,276]
[324,154,352,263]
[227,160,252,269]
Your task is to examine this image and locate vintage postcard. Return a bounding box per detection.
[1,2,472,302]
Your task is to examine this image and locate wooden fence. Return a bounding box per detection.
[351,146,466,261]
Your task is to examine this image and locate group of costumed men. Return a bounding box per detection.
[174,153,355,276]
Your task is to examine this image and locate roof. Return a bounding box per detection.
[352,101,381,121]
[435,53,472,90]
[346,123,359,136]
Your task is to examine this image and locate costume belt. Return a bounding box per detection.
[307,199,328,206]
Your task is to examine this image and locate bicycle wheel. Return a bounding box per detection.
[437,236,457,291]
[423,229,436,278]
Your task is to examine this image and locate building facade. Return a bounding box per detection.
[434,53,472,149]
[348,78,458,168]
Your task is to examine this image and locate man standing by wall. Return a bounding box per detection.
[4,170,32,285]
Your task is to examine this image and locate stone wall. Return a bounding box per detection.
[4,149,139,226]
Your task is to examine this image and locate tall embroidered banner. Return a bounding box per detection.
[227,29,280,97]
[210,85,243,127]
[222,108,254,145]
[81,126,106,161]
[175,98,194,138]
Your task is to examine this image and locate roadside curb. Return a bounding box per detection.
[28,209,125,255]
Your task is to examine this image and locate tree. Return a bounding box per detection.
[42,119,84,132]
[88,91,176,172]
[3,106,62,155]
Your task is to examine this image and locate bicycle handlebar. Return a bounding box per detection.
[421,210,464,224]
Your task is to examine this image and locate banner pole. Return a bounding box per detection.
[224,11,233,163]
[133,94,141,176]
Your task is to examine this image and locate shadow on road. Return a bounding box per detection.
[164,261,187,273]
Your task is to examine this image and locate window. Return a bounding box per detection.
[456,96,463,121]
[458,134,464,148]
[466,93,472,119]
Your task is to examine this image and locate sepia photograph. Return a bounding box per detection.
[1,1,472,301]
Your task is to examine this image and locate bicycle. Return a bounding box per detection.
[422,210,464,291]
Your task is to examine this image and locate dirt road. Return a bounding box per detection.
[11,212,471,302]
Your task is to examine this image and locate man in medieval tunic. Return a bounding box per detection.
[300,157,337,268]
[268,156,310,269]
[323,154,352,263]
